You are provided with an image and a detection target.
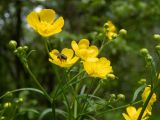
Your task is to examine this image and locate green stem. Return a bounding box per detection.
[44,39,50,54]
[24,63,56,120]
[96,100,142,117]
[137,90,153,120]
[24,64,51,102]
[92,83,101,96]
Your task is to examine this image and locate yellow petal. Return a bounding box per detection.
[61,48,73,59]
[83,61,96,76]
[70,56,79,64]
[86,57,99,62]
[122,113,131,120]
[39,9,55,23]
[27,11,40,30]
[52,16,64,34]
[71,40,79,51]
[78,39,90,49]
[126,106,137,118]
[87,45,99,57]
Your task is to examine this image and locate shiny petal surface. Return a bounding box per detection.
[52,16,64,34]
[39,9,55,23]
[78,39,90,49]
[27,11,40,30]
[61,48,74,59]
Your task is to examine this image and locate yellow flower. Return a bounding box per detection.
[158,73,160,80]
[141,86,156,115]
[122,106,149,120]
[83,57,112,79]
[104,21,117,40]
[27,9,64,37]
[71,39,99,60]
[49,48,79,68]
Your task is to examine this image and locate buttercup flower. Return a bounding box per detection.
[83,57,112,79]
[141,86,156,115]
[122,106,149,120]
[104,21,117,40]
[49,48,79,68]
[71,39,99,60]
[27,9,64,37]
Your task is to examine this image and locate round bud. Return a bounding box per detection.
[140,48,148,56]
[104,22,109,29]
[5,91,13,97]
[23,46,29,51]
[17,46,23,52]
[119,29,127,36]
[146,55,153,62]
[107,74,116,80]
[18,98,24,103]
[153,34,160,42]
[8,40,17,50]
[138,78,146,84]
[155,45,160,51]
[110,94,116,99]
[117,94,125,100]
[1,116,5,120]
[3,102,11,108]
[13,49,18,55]
[112,33,118,39]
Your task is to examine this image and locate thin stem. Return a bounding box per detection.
[99,40,111,53]
[24,63,51,102]
[96,100,142,117]
[44,39,50,54]
[92,83,101,96]
[24,63,56,120]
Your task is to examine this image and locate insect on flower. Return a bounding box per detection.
[54,53,67,61]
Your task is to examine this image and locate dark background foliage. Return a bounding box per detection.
[0,0,160,119]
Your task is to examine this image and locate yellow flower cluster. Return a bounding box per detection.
[72,39,113,79]
[49,38,112,79]
[122,85,156,120]
[27,9,113,79]
[104,21,117,40]
[27,9,64,37]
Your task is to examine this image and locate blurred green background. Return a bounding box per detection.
[0,0,160,119]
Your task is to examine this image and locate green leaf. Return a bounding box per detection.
[132,84,146,102]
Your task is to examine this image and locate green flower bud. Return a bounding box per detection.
[155,45,160,52]
[110,94,116,99]
[1,116,5,120]
[117,94,125,100]
[140,48,148,56]
[18,98,23,103]
[119,29,127,36]
[104,22,109,29]
[112,33,118,39]
[17,46,23,52]
[153,34,160,42]
[138,78,146,84]
[3,102,11,108]
[5,91,13,97]
[23,46,29,51]
[8,40,17,50]
[13,49,18,55]
[146,55,153,63]
[107,74,116,80]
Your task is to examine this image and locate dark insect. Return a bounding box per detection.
[55,53,67,61]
